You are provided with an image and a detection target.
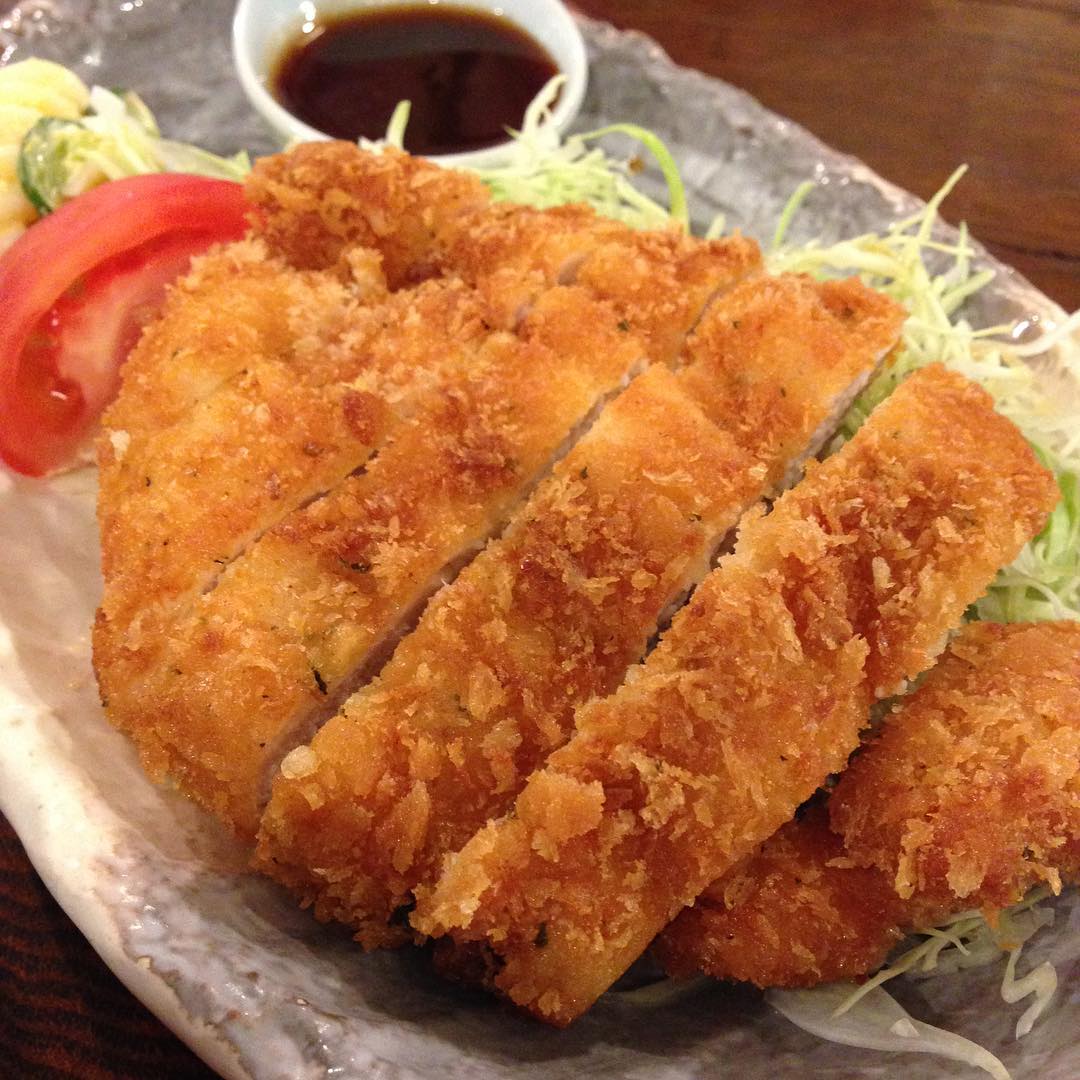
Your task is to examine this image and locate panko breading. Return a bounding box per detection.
[245,142,490,285]
[253,273,903,949]
[412,365,1058,1026]
[246,142,763,363]
[835,619,1080,906]
[439,202,763,364]
[656,805,909,987]
[93,143,1072,1031]
[97,145,764,840]
[102,238,381,443]
[96,275,501,655]
[102,286,647,836]
[657,621,1080,988]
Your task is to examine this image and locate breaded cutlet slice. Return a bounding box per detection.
[656,805,910,988]
[253,274,903,949]
[412,365,1058,1026]
[438,203,763,363]
[103,238,385,442]
[833,618,1080,906]
[246,144,763,363]
[110,288,646,836]
[245,143,490,286]
[95,277,500,665]
[657,620,1080,988]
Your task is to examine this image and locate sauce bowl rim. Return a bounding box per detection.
[231,0,589,168]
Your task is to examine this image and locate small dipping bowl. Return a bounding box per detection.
[232,0,588,168]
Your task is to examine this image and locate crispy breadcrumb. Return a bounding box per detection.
[246,143,490,285]
[102,238,380,441]
[102,287,645,836]
[99,146,768,842]
[833,619,1080,907]
[253,273,902,949]
[439,202,762,363]
[96,275,495,642]
[246,143,762,363]
[657,621,1080,987]
[412,365,1057,1026]
[93,145,1070,1030]
[656,805,909,987]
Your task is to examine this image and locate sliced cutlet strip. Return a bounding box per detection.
[245,142,490,285]
[246,143,762,360]
[95,276,498,667]
[656,804,911,989]
[412,365,1058,1026]
[111,287,646,837]
[253,274,903,948]
[831,620,1080,908]
[438,203,763,363]
[656,620,1080,988]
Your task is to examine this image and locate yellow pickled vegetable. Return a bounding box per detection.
[0,58,89,250]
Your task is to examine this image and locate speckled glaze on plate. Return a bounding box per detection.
[0,4,1077,1078]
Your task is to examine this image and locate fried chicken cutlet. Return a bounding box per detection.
[97,274,492,655]
[657,804,910,988]
[246,143,763,365]
[656,620,1080,988]
[412,365,1058,1026]
[100,285,650,836]
[253,274,903,948]
[244,142,490,286]
[97,145,764,837]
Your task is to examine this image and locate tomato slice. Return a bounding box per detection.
[0,173,249,476]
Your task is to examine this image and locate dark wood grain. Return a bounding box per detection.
[574,0,1080,311]
[1,4,1077,1078]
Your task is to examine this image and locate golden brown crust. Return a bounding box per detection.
[832,619,1080,908]
[101,287,645,836]
[654,806,908,987]
[412,366,1057,1026]
[245,143,490,285]
[95,274,513,828]
[93,143,1069,1028]
[256,364,759,946]
[102,238,376,441]
[656,621,1080,988]
[441,203,763,362]
[95,276,496,638]
[246,143,762,364]
[682,275,903,485]
[253,273,902,948]
[98,145,764,843]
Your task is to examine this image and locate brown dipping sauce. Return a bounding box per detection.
[272,4,560,156]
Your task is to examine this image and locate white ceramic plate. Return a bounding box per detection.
[1,4,1078,1078]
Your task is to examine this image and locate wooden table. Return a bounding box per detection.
[577,0,1080,312]
[2,2,1078,1077]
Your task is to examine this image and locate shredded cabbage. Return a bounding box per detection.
[834,889,1056,1019]
[472,77,688,230]
[769,890,1059,1078]
[362,76,687,230]
[768,982,1013,1080]
[769,168,1080,623]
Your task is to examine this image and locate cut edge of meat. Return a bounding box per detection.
[411,365,1058,1026]
[251,273,904,948]
[249,356,648,810]
[100,286,650,837]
